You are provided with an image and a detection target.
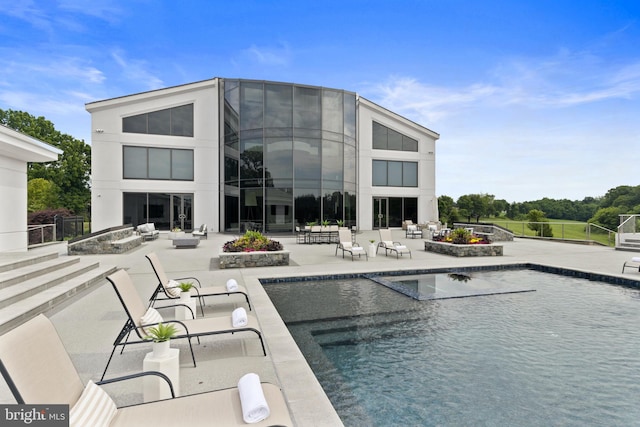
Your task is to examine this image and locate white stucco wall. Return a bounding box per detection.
[357,98,439,230]
[0,125,60,252]
[87,79,220,232]
[0,156,28,251]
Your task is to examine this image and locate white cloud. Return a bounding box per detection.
[242,43,292,67]
[111,50,164,90]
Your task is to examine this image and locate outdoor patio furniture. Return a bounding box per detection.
[137,223,159,240]
[101,269,265,380]
[622,257,640,273]
[335,229,368,261]
[377,228,412,259]
[145,252,252,316]
[0,314,292,427]
[172,237,200,248]
[192,223,208,239]
[405,224,423,239]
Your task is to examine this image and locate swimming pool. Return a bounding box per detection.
[264,269,640,426]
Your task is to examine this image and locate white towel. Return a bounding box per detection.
[232,307,248,327]
[226,278,239,292]
[632,257,640,263]
[396,245,407,250]
[237,373,270,424]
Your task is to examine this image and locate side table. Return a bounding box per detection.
[175,295,197,319]
[143,348,180,402]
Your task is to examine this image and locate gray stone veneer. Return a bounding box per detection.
[218,250,290,269]
[424,240,503,257]
[68,227,142,255]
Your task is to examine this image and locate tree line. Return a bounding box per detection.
[0,109,91,219]
[438,186,640,232]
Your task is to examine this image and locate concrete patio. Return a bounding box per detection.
[1,229,639,426]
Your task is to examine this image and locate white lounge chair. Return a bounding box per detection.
[622,257,640,273]
[335,229,368,261]
[0,314,293,427]
[405,224,423,239]
[377,228,412,259]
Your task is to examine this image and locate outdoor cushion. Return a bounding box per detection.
[70,380,117,427]
[166,279,181,297]
[140,307,163,334]
[138,224,149,233]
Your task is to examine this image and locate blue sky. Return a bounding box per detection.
[1,0,639,203]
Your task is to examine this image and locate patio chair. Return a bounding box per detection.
[377,228,412,259]
[0,314,292,427]
[335,229,368,261]
[145,252,251,316]
[622,257,640,273]
[405,224,423,239]
[192,223,208,239]
[102,269,265,381]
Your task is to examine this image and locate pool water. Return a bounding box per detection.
[264,270,640,426]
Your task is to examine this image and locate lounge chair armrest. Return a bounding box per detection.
[153,304,196,319]
[97,371,175,399]
[173,276,202,288]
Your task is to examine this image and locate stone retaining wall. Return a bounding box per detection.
[68,227,142,255]
[453,223,514,241]
[218,250,290,269]
[424,240,503,257]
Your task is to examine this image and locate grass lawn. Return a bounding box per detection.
[477,218,616,247]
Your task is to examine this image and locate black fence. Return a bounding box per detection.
[28,216,86,246]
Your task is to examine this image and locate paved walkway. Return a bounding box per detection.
[1,230,639,426]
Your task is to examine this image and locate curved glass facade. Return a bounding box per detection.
[223,79,357,233]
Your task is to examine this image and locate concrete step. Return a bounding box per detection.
[0,257,80,290]
[0,252,59,273]
[0,259,102,309]
[0,264,118,335]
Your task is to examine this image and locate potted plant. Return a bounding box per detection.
[145,322,178,358]
[177,282,193,302]
[368,239,377,258]
[336,219,345,228]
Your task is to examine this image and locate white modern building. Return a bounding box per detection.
[86,78,439,233]
[0,124,61,252]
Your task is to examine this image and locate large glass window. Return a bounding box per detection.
[123,146,193,180]
[265,84,292,128]
[123,192,193,230]
[240,83,264,131]
[294,86,321,130]
[123,104,193,137]
[223,80,357,232]
[372,160,418,187]
[372,121,418,152]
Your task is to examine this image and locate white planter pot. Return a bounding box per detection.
[152,340,171,359]
[180,291,191,302]
[368,243,377,258]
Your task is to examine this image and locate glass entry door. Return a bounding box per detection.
[171,194,193,231]
[373,197,388,229]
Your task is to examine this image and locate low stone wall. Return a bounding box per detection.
[453,223,514,242]
[424,240,503,257]
[68,227,142,255]
[218,250,290,269]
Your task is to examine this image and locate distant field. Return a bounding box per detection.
[476,218,616,246]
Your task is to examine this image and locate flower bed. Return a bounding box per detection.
[222,230,283,252]
[219,230,288,268]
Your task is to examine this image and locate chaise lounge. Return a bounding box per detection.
[335,229,368,261]
[0,314,292,427]
[146,252,252,315]
[377,228,412,259]
[101,269,265,380]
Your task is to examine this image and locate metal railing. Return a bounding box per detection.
[491,221,616,246]
[616,214,640,247]
[28,223,56,246]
